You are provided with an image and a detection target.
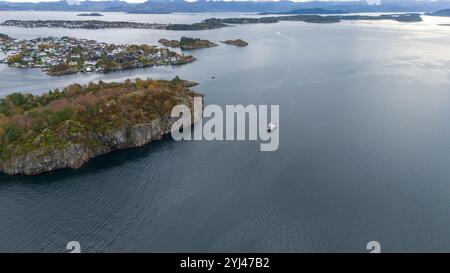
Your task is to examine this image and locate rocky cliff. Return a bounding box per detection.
[1,107,202,175]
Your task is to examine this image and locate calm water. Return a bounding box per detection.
[1,12,450,252]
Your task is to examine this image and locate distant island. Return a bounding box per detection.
[158,37,217,50]
[202,13,423,25]
[77,13,103,17]
[127,11,172,15]
[221,39,248,47]
[0,13,423,32]
[0,35,195,75]
[0,77,203,175]
[259,8,348,15]
[429,9,450,26]
[425,9,450,17]
[0,20,168,30]
[0,0,447,14]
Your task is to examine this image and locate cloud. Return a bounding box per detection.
[0,0,375,2]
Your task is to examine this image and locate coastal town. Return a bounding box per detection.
[0,20,167,30]
[0,34,195,75]
[0,19,227,31]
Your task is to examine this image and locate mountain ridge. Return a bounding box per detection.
[0,0,450,14]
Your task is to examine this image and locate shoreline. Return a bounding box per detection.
[0,35,196,76]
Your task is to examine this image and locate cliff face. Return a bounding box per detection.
[1,143,90,175]
[0,104,202,175]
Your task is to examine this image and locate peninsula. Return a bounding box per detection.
[0,13,423,31]
[158,37,217,50]
[0,77,203,175]
[0,35,195,75]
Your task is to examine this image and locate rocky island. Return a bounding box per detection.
[158,37,217,50]
[0,35,195,76]
[221,39,248,47]
[0,77,203,175]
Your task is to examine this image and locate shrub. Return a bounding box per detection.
[8,93,27,107]
[179,37,199,46]
[0,100,10,116]
[48,63,70,74]
[64,84,83,98]
[7,54,22,65]
[48,108,74,126]
[4,124,22,142]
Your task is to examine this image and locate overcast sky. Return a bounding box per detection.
[0,0,384,4]
[7,0,442,6]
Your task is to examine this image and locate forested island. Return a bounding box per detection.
[0,77,203,175]
[221,39,248,47]
[158,37,217,50]
[202,13,423,25]
[0,35,195,75]
[0,13,423,31]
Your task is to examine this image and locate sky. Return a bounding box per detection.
[0,0,384,3]
[3,0,443,6]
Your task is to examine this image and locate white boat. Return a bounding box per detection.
[267,122,277,133]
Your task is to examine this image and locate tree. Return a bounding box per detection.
[172,76,181,83]
[48,63,70,74]
[48,108,74,126]
[64,84,83,98]
[0,99,10,116]
[87,82,98,92]
[136,78,145,89]
[8,93,27,107]
[7,54,23,65]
